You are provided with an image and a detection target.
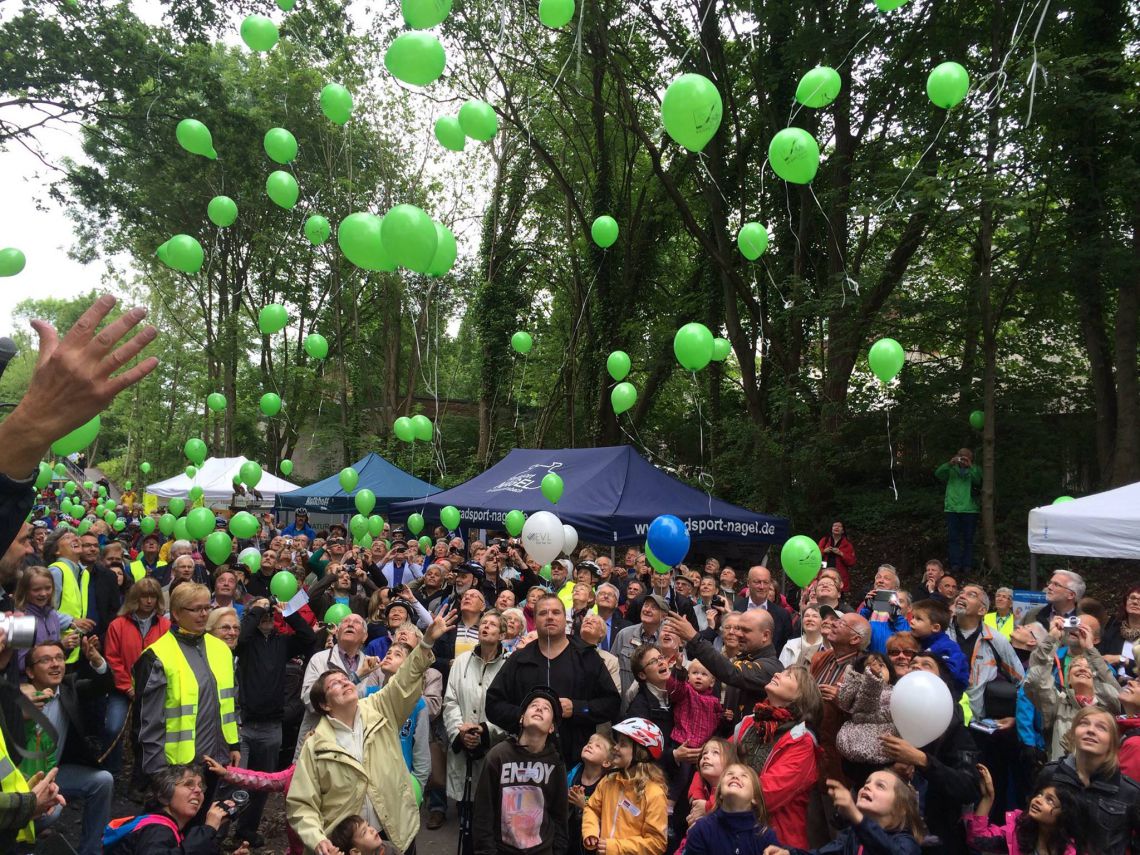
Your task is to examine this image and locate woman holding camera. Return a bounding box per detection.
[104,764,249,855]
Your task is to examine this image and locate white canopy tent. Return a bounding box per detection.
[1027,480,1140,585]
[145,456,300,504]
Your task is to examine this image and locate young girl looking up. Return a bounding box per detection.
[685,763,779,855]
[568,733,614,855]
[763,770,925,855]
[686,738,738,827]
[966,764,1085,855]
[582,718,667,855]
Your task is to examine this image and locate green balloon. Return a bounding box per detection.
[141,462,152,474]
[673,323,714,371]
[240,461,263,488]
[207,196,238,228]
[402,0,452,28]
[190,485,204,501]
[184,438,207,466]
[259,304,288,334]
[187,506,214,539]
[324,603,351,626]
[440,505,460,530]
[123,481,132,490]
[304,333,329,359]
[186,466,198,479]
[1053,495,1075,504]
[175,118,217,159]
[927,61,970,109]
[380,205,438,273]
[780,534,823,587]
[159,513,176,535]
[207,392,227,412]
[53,462,68,476]
[433,117,465,152]
[875,0,909,8]
[276,0,296,10]
[271,570,299,600]
[98,485,107,497]
[338,213,395,272]
[320,84,353,125]
[304,215,331,246]
[229,511,259,538]
[358,534,374,550]
[591,215,619,248]
[354,489,376,516]
[233,474,242,485]
[538,0,574,28]
[539,563,552,581]
[969,410,984,430]
[393,417,416,443]
[34,463,52,490]
[263,127,298,164]
[384,33,446,87]
[168,498,186,517]
[368,514,384,537]
[458,100,498,142]
[240,15,279,51]
[0,248,27,277]
[737,222,769,260]
[240,551,261,573]
[339,467,359,492]
[407,512,424,535]
[660,73,722,153]
[51,415,101,456]
[868,337,905,383]
[280,459,294,476]
[795,66,841,108]
[768,127,820,184]
[350,514,368,539]
[82,479,94,490]
[140,517,156,535]
[645,541,671,574]
[205,531,233,564]
[606,351,631,381]
[427,223,457,278]
[540,472,563,504]
[64,480,77,495]
[77,521,91,535]
[411,414,433,443]
[711,337,732,362]
[611,382,637,415]
[260,392,282,417]
[511,331,533,354]
[504,509,525,537]
[266,170,299,209]
[165,234,205,274]
[418,535,432,553]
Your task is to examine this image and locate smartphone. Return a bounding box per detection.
[872,590,897,613]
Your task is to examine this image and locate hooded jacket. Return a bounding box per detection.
[1119,714,1140,781]
[581,772,667,855]
[472,735,568,855]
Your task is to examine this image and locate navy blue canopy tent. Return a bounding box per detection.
[390,445,788,546]
[277,452,440,515]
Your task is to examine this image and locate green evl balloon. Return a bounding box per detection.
[768,127,820,184]
[304,215,331,246]
[794,66,841,109]
[737,222,769,260]
[660,73,722,153]
[240,15,279,52]
[207,392,227,412]
[207,196,238,228]
[385,33,446,87]
[927,61,970,109]
[538,0,574,28]
[304,333,329,360]
[176,118,217,159]
[0,248,27,277]
[50,415,101,456]
[591,216,619,248]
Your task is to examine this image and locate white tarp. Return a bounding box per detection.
[1027,480,1140,559]
[145,456,300,503]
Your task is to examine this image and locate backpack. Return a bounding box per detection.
[102,814,182,850]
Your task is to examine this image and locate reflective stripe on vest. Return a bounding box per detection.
[145,632,238,763]
[54,560,89,665]
[0,724,34,843]
[129,559,167,583]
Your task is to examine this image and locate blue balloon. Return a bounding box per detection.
[646,514,690,566]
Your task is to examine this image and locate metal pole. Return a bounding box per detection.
[1029,552,1038,590]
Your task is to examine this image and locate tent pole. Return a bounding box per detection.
[1029,553,1038,590]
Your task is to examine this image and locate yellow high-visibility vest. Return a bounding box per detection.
[129,558,167,583]
[144,632,238,764]
[0,724,34,843]
[53,559,89,665]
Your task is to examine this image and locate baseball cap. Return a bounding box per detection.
[644,593,670,612]
[817,604,841,621]
[520,685,562,725]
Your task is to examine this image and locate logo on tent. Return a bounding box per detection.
[488,462,563,494]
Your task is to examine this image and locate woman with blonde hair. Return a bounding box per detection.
[206,606,241,651]
[500,607,527,655]
[14,566,65,670]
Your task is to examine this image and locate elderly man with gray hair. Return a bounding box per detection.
[1021,569,1085,630]
[857,563,911,654]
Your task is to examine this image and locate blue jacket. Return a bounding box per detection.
[684,809,779,855]
[858,606,911,655]
[281,522,316,539]
[786,818,921,855]
[920,630,971,693]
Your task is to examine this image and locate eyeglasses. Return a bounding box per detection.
[327,538,345,545]
[181,605,212,615]
[1045,580,1075,593]
[31,654,66,666]
[1127,595,1140,605]
[887,649,917,660]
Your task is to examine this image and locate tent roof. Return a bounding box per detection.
[1027,480,1140,559]
[145,457,300,502]
[277,452,440,513]
[390,445,788,546]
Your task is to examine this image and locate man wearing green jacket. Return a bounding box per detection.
[935,448,982,575]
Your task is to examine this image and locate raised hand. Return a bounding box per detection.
[425,605,459,645]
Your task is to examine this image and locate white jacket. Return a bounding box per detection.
[442,647,507,800]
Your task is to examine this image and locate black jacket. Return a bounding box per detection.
[236,605,316,722]
[627,682,680,779]
[0,470,35,576]
[915,708,980,855]
[486,636,620,767]
[731,597,794,652]
[1037,755,1140,855]
[106,817,223,855]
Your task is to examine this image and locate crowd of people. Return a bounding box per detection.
[0,296,1137,855]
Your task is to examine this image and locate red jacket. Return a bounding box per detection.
[1119,715,1140,782]
[818,535,856,591]
[105,613,170,693]
[735,719,820,848]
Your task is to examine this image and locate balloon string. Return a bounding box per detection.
[876,110,950,214]
[691,371,715,498]
[886,398,898,502]
[808,184,859,305]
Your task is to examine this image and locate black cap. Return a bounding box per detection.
[520,685,562,725]
[456,560,485,581]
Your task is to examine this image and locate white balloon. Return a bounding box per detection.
[561,524,578,556]
[889,670,953,747]
[522,510,564,565]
